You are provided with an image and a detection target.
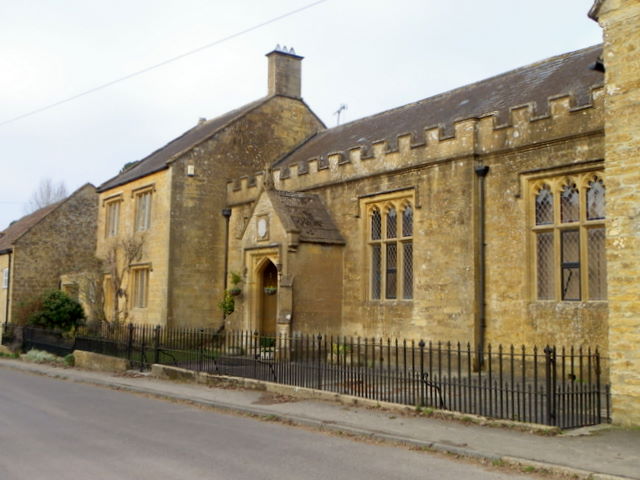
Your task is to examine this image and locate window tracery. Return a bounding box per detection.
[531,172,606,301]
[367,195,414,300]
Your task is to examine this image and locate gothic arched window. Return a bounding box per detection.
[367,196,413,300]
[531,173,606,301]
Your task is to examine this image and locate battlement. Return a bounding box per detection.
[227,87,603,204]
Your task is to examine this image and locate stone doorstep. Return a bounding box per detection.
[150,364,560,435]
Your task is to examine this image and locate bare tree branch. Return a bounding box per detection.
[24,178,68,213]
[102,234,145,324]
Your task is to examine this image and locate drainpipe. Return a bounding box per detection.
[474,165,489,371]
[2,249,12,326]
[221,208,232,323]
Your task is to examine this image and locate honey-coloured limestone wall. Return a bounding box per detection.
[593,0,640,426]
[227,85,607,352]
[166,95,323,328]
[9,184,98,324]
[226,189,344,335]
[96,170,172,326]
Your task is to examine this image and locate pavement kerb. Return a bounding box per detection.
[499,457,637,480]
[152,364,561,435]
[1,360,634,480]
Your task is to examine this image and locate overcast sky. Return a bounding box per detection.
[0,0,602,229]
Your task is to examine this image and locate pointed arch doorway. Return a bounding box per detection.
[258,259,278,336]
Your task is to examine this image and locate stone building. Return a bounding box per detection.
[0,184,98,326]
[589,0,640,427]
[94,48,324,328]
[87,0,638,424]
[227,43,606,353]
[225,1,639,425]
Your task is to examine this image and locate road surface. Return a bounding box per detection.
[0,367,535,479]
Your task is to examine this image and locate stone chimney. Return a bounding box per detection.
[266,45,303,98]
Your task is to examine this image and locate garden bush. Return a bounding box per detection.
[28,290,85,331]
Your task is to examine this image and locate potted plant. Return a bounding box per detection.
[264,286,277,295]
[229,271,242,296]
[217,290,234,316]
[259,336,276,360]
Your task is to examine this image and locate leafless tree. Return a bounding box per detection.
[24,178,68,213]
[102,234,145,324]
[79,258,108,327]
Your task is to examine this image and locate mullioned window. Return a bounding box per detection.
[366,193,414,301]
[532,173,606,301]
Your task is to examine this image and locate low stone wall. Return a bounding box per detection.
[73,350,129,373]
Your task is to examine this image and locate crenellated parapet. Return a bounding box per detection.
[476,86,604,153]
[274,117,478,191]
[227,172,265,205]
[227,87,604,204]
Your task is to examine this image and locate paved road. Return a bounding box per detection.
[0,368,535,480]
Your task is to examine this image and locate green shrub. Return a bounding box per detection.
[230,271,242,287]
[260,337,276,348]
[63,353,75,366]
[28,290,86,331]
[217,290,235,316]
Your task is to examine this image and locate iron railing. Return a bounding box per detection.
[1,324,610,429]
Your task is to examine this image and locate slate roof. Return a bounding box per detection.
[98,97,271,191]
[268,190,345,245]
[588,0,605,20]
[0,201,62,252]
[274,45,604,171]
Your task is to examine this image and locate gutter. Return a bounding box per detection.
[474,165,489,371]
[221,208,232,323]
[3,249,12,326]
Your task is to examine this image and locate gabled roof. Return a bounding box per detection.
[268,190,345,245]
[274,44,604,171]
[0,183,96,253]
[98,97,272,192]
[0,201,62,252]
